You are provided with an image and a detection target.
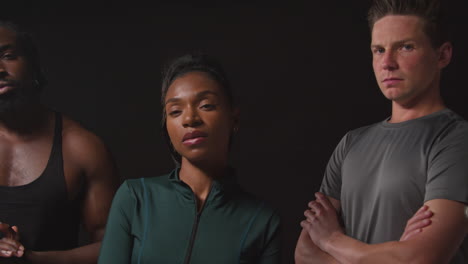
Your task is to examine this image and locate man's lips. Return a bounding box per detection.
[0,81,15,94]
[382,78,403,86]
[0,82,14,89]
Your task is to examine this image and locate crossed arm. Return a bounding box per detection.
[296,192,467,264]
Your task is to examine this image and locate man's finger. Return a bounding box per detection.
[11,226,19,240]
[401,228,422,241]
[405,218,431,234]
[315,192,333,211]
[407,209,433,226]
[304,209,316,222]
[0,238,22,250]
[13,248,24,258]
[0,242,19,253]
[0,249,13,257]
[300,220,312,230]
[308,201,324,216]
[416,205,428,213]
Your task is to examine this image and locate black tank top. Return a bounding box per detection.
[0,112,80,251]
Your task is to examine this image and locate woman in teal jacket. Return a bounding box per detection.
[98,54,280,264]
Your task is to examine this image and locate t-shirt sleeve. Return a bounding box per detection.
[320,133,351,201]
[98,181,135,264]
[425,123,468,203]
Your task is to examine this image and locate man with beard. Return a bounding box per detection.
[0,21,119,263]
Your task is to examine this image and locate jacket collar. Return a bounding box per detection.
[168,167,238,206]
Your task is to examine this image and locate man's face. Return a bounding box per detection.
[371,15,446,105]
[0,27,37,114]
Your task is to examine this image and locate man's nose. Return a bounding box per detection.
[382,51,398,71]
[0,62,7,78]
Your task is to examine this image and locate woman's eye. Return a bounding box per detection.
[168,110,181,116]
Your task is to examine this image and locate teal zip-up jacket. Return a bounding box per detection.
[98,169,281,264]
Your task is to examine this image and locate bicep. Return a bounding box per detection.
[68,132,120,241]
[412,199,468,263]
[83,146,119,241]
[368,199,467,264]
[320,133,351,204]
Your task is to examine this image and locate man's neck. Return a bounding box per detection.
[389,89,445,123]
[0,104,50,137]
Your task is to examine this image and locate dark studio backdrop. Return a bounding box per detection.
[4,1,468,263]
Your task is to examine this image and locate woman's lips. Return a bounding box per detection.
[182,137,207,146]
[182,131,208,146]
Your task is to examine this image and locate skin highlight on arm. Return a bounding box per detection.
[302,193,467,264]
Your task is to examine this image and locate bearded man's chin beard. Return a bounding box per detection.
[0,85,40,116]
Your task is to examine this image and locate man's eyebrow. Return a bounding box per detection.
[0,44,13,53]
[371,39,416,49]
[396,38,416,44]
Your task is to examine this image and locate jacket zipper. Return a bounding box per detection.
[183,187,213,264]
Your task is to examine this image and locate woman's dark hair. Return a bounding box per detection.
[160,53,234,165]
[0,21,47,91]
[367,0,449,48]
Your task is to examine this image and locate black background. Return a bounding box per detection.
[4,1,468,263]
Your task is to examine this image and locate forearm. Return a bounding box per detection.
[295,247,340,264]
[24,242,100,264]
[295,229,340,264]
[305,197,466,264]
[324,233,430,264]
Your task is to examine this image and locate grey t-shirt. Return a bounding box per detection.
[320,109,468,263]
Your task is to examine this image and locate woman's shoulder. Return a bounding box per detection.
[228,190,281,244]
[118,173,173,197]
[231,189,280,222]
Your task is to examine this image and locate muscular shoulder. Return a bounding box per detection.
[345,122,380,142]
[60,115,114,177]
[331,122,378,157]
[436,111,468,141]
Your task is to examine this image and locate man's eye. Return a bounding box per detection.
[401,44,414,51]
[1,53,17,60]
[373,48,385,54]
[200,104,216,110]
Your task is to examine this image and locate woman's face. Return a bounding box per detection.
[164,71,237,164]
